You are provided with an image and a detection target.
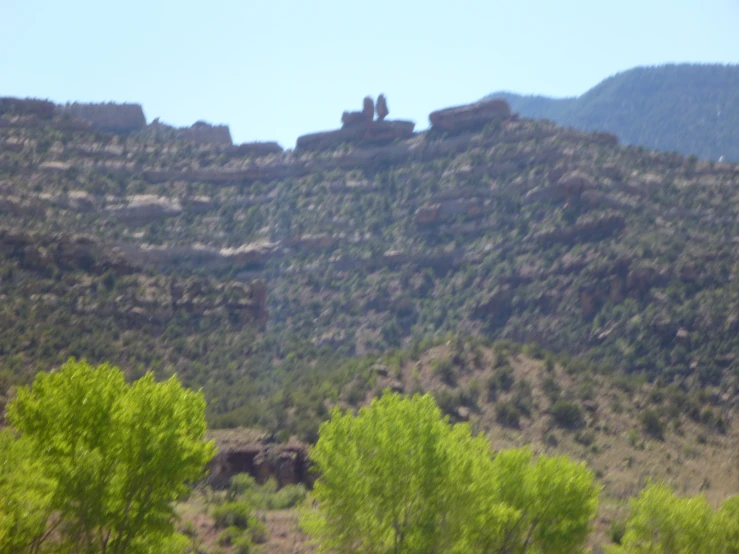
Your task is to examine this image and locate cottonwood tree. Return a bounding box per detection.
[606,483,739,554]
[2,359,215,553]
[301,391,598,553]
[0,430,53,554]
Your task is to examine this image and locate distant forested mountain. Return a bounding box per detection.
[489,64,739,162]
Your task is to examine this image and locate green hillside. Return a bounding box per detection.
[2,92,739,553]
[490,64,739,162]
[1,96,738,441]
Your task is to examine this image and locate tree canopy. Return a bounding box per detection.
[301,390,599,553]
[606,483,739,554]
[0,359,215,554]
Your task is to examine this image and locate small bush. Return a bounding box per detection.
[213,502,251,529]
[268,484,307,510]
[432,357,456,384]
[232,533,255,554]
[493,365,515,392]
[485,375,499,402]
[609,520,626,545]
[542,375,561,402]
[218,526,243,546]
[496,401,521,428]
[641,409,665,440]
[551,400,584,429]
[513,381,533,417]
[435,389,459,416]
[522,343,545,359]
[544,356,555,372]
[248,517,269,544]
[230,473,257,497]
[575,430,596,447]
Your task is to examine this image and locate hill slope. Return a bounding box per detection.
[490,64,739,162]
[0,96,737,438]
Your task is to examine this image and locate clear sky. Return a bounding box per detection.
[2,0,738,148]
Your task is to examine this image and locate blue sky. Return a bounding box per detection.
[2,0,738,148]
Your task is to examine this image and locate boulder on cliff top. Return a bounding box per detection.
[429,99,512,133]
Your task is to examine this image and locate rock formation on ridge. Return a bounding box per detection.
[376,93,389,121]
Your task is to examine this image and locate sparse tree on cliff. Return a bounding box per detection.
[301,390,598,553]
[2,359,215,554]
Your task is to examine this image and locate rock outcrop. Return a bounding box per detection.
[58,102,147,133]
[299,95,414,151]
[297,120,415,151]
[429,98,512,133]
[524,171,596,204]
[105,195,183,222]
[341,96,375,127]
[0,228,133,275]
[177,121,233,145]
[535,213,626,245]
[230,141,283,157]
[0,228,268,327]
[122,240,280,271]
[0,97,56,119]
[208,433,312,488]
[376,94,389,121]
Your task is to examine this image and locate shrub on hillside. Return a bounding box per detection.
[551,400,585,429]
[641,409,665,440]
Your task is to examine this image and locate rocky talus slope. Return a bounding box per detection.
[0,94,737,431]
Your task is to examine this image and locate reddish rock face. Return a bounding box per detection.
[429,99,512,133]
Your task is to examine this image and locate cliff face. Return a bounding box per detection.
[1,92,737,432]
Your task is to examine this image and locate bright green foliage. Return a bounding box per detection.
[715,497,739,554]
[3,359,215,554]
[0,430,53,554]
[605,483,738,554]
[301,391,599,553]
[483,447,600,553]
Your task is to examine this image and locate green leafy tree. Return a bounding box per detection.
[486,447,599,553]
[4,359,215,553]
[0,430,53,554]
[714,496,739,553]
[301,391,598,553]
[605,483,715,554]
